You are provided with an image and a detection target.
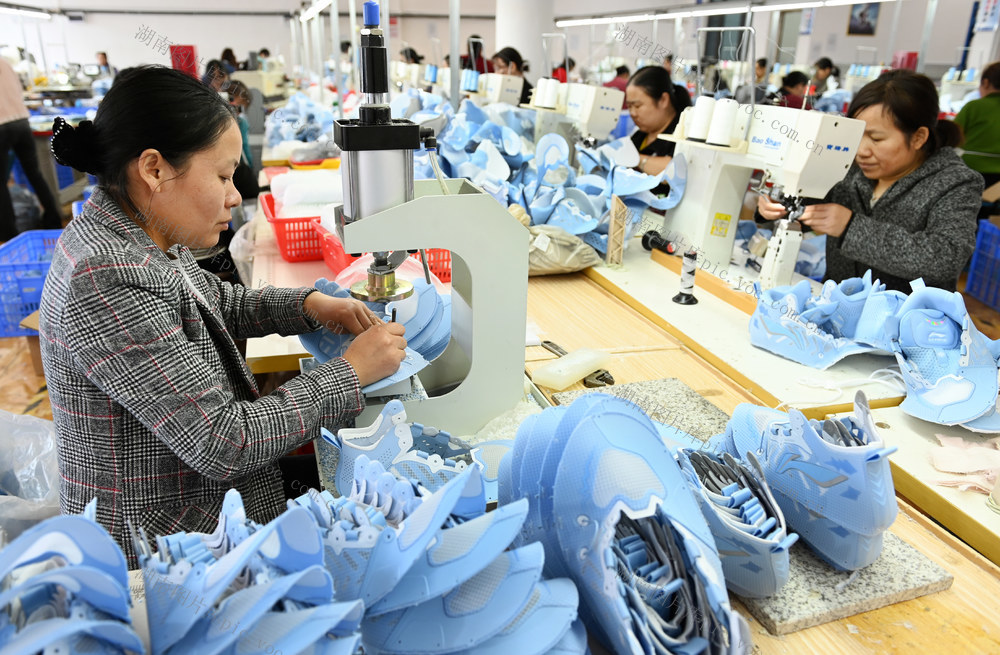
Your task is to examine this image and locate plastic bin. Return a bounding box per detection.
[0,230,62,338]
[966,221,1000,312]
[55,164,76,190]
[260,193,323,263]
[311,219,452,282]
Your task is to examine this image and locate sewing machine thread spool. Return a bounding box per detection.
[707,98,738,147]
[673,249,699,305]
[687,96,715,142]
[536,78,559,108]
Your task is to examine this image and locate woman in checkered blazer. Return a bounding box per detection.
[41,66,406,567]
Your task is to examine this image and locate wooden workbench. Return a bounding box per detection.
[244,211,1000,653]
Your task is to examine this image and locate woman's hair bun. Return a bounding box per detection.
[51,117,102,175]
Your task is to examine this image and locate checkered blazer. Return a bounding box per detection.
[38,188,364,567]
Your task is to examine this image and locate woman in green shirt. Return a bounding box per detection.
[954,61,1000,190]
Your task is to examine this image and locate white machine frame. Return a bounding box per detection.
[341,178,530,435]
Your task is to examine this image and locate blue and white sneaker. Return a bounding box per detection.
[676,449,798,598]
[360,543,546,655]
[298,468,471,607]
[547,397,749,655]
[749,280,876,369]
[710,392,898,570]
[325,400,470,496]
[544,617,590,654]
[889,283,1000,428]
[366,498,530,616]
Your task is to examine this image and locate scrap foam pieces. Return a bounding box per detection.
[136,493,361,655]
[675,449,798,598]
[889,282,1000,428]
[502,394,749,655]
[0,504,140,655]
[710,392,898,571]
[749,280,877,369]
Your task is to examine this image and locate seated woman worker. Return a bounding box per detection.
[757,70,981,292]
[41,65,407,566]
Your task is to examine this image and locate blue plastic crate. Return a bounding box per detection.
[56,163,76,190]
[966,221,1000,312]
[9,156,29,188]
[0,230,62,338]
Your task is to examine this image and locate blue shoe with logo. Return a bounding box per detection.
[710,392,898,570]
[676,449,798,598]
[361,543,546,655]
[749,280,875,369]
[546,396,749,655]
[889,283,1000,427]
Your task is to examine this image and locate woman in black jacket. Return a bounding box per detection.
[757,70,981,292]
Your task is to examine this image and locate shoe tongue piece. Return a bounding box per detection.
[901,309,960,349]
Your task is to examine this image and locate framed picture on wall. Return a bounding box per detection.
[847,3,880,35]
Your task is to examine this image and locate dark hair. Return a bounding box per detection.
[781,71,809,89]
[982,61,1000,90]
[51,65,237,217]
[400,47,424,64]
[628,65,676,107]
[226,79,252,107]
[554,57,575,73]
[665,54,674,63]
[756,58,768,69]
[258,48,270,57]
[615,65,630,77]
[814,57,833,70]
[221,48,237,67]
[847,70,961,154]
[340,40,351,55]
[468,35,484,59]
[493,47,528,73]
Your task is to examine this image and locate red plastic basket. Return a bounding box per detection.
[312,218,362,274]
[260,193,323,263]
[310,218,452,282]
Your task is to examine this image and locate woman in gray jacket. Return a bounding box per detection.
[758,70,982,292]
[41,66,406,566]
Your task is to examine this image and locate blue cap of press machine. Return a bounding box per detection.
[363,1,379,26]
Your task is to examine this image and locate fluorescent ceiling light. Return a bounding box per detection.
[0,6,52,20]
[300,0,333,22]
[824,0,895,5]
[752,2,823,11]
[555,0,895,27]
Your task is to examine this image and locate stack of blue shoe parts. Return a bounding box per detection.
[0,500,143,654]
[384,277,452,363]
[290,464,582,655]
[499,393,752,655]
[133,489,363,655]
[264,92,335,146]
[323,400,474,496]
[748,271,908,369]
[675,449,798,598]
[887,281,1000,432]
[298,278,431,393]
[709,391,898,571]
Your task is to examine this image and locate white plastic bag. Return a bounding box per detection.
[527,224,602,276]
[0,410,61,541]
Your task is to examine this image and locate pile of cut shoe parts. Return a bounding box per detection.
[709,392,898,572]
[394,89,686,255]
[0,500,144,654]
[750,271,1000,432]
[929,434,1000,495]
[264,92,335,147]
[298,278,450,393]
[322,401,583,654]
[498,392,752,655]
[134,491,363,655]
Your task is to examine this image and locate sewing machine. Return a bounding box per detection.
[467,73,524,106]
[333,0,529,434]
[656,104,865,288]
[524,82,624,142]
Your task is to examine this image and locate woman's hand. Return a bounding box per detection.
[303,293,384,336]
[800,203,853,237]
[756,195,789,221]
[342,323,407,387]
